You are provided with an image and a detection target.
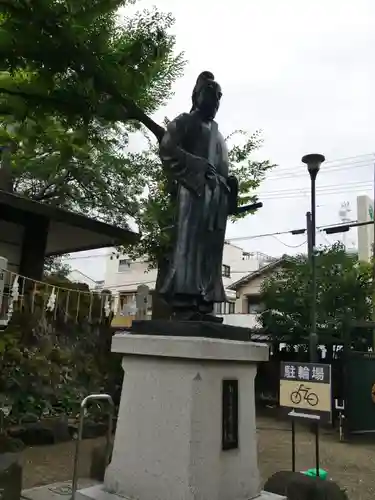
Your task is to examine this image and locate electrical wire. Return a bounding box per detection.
[319,232,333,245]
[260,185,373,201]
[270,235,307,249]
[260,178,372,196]
[266,153,374,176]
[62,219,359,262]
[266,158,373,181]
[225,220,358,242]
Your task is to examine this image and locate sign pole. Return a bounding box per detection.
[291,420,296,472]
[280,361,331,475]
[315,422,320,477]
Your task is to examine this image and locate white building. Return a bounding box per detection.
[357,194,373,262]
[104,242,275,316]
[223,258,284,329]
[66,269,104,290]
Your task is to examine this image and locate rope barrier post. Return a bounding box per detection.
[71,394,114,500]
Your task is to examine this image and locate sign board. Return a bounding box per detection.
[280,362,331,422]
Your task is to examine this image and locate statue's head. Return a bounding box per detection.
[191,71,222,120]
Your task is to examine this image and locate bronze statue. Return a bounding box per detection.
[158,71,260,322]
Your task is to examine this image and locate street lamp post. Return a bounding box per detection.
[302,153,325,363]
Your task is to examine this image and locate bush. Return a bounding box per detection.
[0,306,120,428]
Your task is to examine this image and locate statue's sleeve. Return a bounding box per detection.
[159,114,208,197]
[227,175,239,215]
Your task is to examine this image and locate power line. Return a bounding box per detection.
[226,220,358,242]
[61,218,363,262]
[266,158,373,181]
[260,178,372,195]
[268,153,374,175]
[260,184,373,201]
[271,235,307,249]
[319,232,332,246]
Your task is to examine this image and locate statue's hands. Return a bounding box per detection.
[205,164,219,190]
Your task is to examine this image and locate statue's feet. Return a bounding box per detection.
[171,308,223,323]
[172,312,223,323]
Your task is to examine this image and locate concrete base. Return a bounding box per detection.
[22,480,99,500]
[75,484,286,500]
[104,333,269,500]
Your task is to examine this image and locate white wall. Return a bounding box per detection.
[104,256,157,293]
[220,314,259,328]
[67,269,98,289]
[357,195,373,262]
[104,242,274,296]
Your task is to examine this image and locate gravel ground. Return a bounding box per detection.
[21,416,374,499]
[257,416,375,500]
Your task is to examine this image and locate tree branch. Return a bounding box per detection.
[0,86,166,142]
[31,171,72,201]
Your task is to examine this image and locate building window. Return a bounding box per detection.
[119,293,135,308]
[247,299,263,315]
[118,259,131,272]
[216,302,224,314]
[222,264,231,278]
[215,301,235,315]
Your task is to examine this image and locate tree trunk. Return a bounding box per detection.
[151,257,172,320]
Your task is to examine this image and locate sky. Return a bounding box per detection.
[66,0,375,281]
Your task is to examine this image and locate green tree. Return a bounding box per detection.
[0,0,183,223]
[260,243,372,345]
[0,0,183,141]
[43,255,72,279]
[0,115,147,225]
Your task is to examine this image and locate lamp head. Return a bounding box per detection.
[301,153,325,177]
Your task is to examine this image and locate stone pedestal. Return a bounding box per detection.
[77,330,284,500]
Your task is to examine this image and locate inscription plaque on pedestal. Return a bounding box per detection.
[222,379,238,450]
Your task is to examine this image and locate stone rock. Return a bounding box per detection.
[0,453,22,500]
[8,417,70,445]
[264,471,348,500]
[19,413,39,424]
[83,421,108,439]
[0,435,24,454]
[89,442,113,482]
[70,420,108,440]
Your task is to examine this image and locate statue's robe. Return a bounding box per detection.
[159,111,237,309]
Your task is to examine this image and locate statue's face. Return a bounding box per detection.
[196,80,222,119]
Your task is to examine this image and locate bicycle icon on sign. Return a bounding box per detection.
[290,383,319,407]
